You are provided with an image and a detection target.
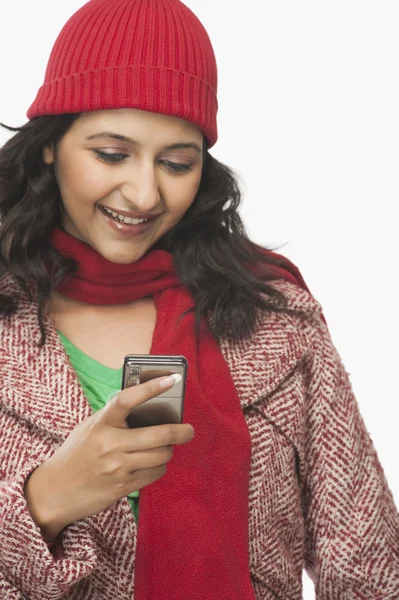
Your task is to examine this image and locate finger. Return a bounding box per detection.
[123,464,168,495]
[117,422,195,452]
[122,446,174,472]
[101,374,182,428]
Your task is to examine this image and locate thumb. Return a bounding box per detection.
[100,374,182,429]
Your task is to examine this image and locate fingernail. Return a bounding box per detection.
[159,373,182,389]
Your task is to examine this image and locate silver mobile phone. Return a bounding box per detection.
[121,355,188,428]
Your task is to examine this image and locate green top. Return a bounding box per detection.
[58,331,139,523]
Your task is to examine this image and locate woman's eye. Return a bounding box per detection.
[93,151,193,173]
[93,150,128,163]
[161,161,193,173]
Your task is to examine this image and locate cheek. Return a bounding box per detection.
[164,174,201,216]
[55,154,114,207]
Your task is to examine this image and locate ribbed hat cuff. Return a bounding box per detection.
[27,65,218,148]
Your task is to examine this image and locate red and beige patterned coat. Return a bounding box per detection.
[0,275,398,599]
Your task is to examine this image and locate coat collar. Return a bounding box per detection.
[219,280,323,409]
[0,276,322,440]
[1,275,92,441]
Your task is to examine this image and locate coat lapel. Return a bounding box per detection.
[1,278,92,441]
[219,280,323,410]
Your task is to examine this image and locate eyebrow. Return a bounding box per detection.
[86,132,203,155]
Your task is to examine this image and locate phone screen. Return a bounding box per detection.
[121,355,187,428]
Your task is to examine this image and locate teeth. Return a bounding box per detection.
[102,206,149,225]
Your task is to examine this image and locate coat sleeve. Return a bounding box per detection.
[0,458,97,599]
[302,314,399,599]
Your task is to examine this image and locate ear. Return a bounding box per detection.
[42,144,55,165]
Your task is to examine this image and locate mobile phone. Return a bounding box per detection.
[121,355,188,428]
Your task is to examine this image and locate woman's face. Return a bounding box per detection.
[43,109,204,264]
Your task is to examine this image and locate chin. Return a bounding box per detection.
[95,243,147,265]
[100,250,143,265]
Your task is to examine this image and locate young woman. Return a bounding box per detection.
[0,1,398,599]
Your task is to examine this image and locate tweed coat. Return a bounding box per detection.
[0,273,398,600]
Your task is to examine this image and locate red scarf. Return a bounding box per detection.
[50,227,315,600]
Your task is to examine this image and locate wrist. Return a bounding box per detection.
[24,465,68,543]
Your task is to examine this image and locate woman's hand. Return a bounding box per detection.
[24,375,194,541]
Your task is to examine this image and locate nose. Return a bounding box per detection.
[121,162,161,212]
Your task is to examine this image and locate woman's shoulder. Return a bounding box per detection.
[0,272,20,296]
[265,278,323,317]
[0,273,32,333]
[0,273,28,313]
[221,277,325,355]
[254,278,330,355]
[219,279,326,408]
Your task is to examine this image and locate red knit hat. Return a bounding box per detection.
[27,0,218,147]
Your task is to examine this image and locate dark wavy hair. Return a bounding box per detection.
[0,114,304,346]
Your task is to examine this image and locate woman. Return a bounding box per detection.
[0,0,398,598]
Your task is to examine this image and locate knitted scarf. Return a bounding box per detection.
[50,227,313,600]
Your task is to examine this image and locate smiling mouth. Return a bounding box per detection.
[100,205,151,225]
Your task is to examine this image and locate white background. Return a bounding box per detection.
[1,2,398,597]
